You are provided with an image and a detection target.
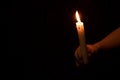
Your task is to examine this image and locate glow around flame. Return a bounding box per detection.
[76,11,81,22]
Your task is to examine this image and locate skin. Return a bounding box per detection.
[75,27,120,66]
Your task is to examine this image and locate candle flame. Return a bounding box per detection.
[76,11,81,22]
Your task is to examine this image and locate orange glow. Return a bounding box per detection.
[76,11,81,22]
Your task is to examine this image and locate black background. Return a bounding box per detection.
[8,0,120,79]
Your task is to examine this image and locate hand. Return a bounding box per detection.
[74,44,99,67]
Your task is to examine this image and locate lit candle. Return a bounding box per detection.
[75,11,88,64]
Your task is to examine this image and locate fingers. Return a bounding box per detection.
[87,45,94,56]
[76,61,79,67]
[74,46,83,66]
[75,46,81,61]
[75,44,96,67]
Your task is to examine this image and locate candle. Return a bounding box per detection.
[75,11,88,64]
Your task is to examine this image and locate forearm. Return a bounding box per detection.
[94,27,120,50]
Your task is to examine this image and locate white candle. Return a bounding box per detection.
[75,11,88,64]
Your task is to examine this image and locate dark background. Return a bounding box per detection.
[8,0,120,79]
